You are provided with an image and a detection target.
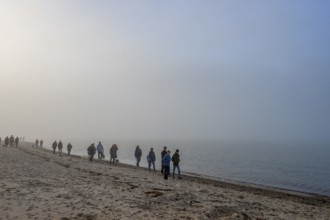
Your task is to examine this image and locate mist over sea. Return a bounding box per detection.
[41,138,330,196]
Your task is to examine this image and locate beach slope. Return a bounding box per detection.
[0,143,329,220]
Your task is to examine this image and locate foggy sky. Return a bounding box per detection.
[1,0,330,142]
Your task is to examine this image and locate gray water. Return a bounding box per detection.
[42,139,330,196]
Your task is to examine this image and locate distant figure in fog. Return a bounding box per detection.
[10,135,14,147]
[58,141,63,156]
[147,147,156,171]
[87,143,96,162]
[172,149,182,179]
[52,141,57,154]
[162,150,171,180]
[4,136,9,148]
[67,143,72,155]
[135,145,142,167]
[110,144,118,164]
[40,140,43,148]
[97,141,104,159]
[161,146,167,174]
[35,139,39,148]
[14,137,19,147]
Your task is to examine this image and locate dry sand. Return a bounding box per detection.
[0,142,329,220]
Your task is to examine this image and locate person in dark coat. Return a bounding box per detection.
[10,135,14,147]
[4,136,9,148]
[14,137,19,147]
[58,141,63,156]
[147,147,156,171]
[135,145,142,167]
[67,143,72,155]
[172,149,182,179]
[52,141,57,154]
[110,144,118,164]
[87,143,96,162]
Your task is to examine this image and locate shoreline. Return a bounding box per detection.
[1,142,329,219]
[37,142,329,200]
[38,140,330,198]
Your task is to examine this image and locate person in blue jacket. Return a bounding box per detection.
[162,150,171,179]
[97,141,104,159]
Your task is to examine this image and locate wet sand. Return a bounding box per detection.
[0,142,329,220]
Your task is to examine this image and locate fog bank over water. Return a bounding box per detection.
[1,1,330,144]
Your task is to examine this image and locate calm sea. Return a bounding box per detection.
[41,139,330,196]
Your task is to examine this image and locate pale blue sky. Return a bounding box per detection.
[0,1,329,142]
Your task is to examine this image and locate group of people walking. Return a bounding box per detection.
[160,146,182,180]
[52,141,72,156]
[34,139,44,148]
[133,145,182,179]
[1,135,20,148]
[87,142,118,163]
[29,138,182,180]
[86,143,182,180]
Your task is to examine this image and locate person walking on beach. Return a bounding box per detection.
[161,146,167,174]
[162,150,171,180]
[58,141,63,156]
[14,137,19,147]
[40,140,43,148]
[52,141,57,154]
[97,141,104,159]
[4,136,9,148]
[110,144,118,164]
[35,139,39,148]
[147,147,156,172]
[10,135,14,147]
[87,143,96,162]
[67,143,72,155]
[135,145,142,167]
[172,149,182,179]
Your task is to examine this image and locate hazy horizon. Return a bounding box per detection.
[1,1,330,144]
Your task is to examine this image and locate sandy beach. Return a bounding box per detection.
[0,142,329,220]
